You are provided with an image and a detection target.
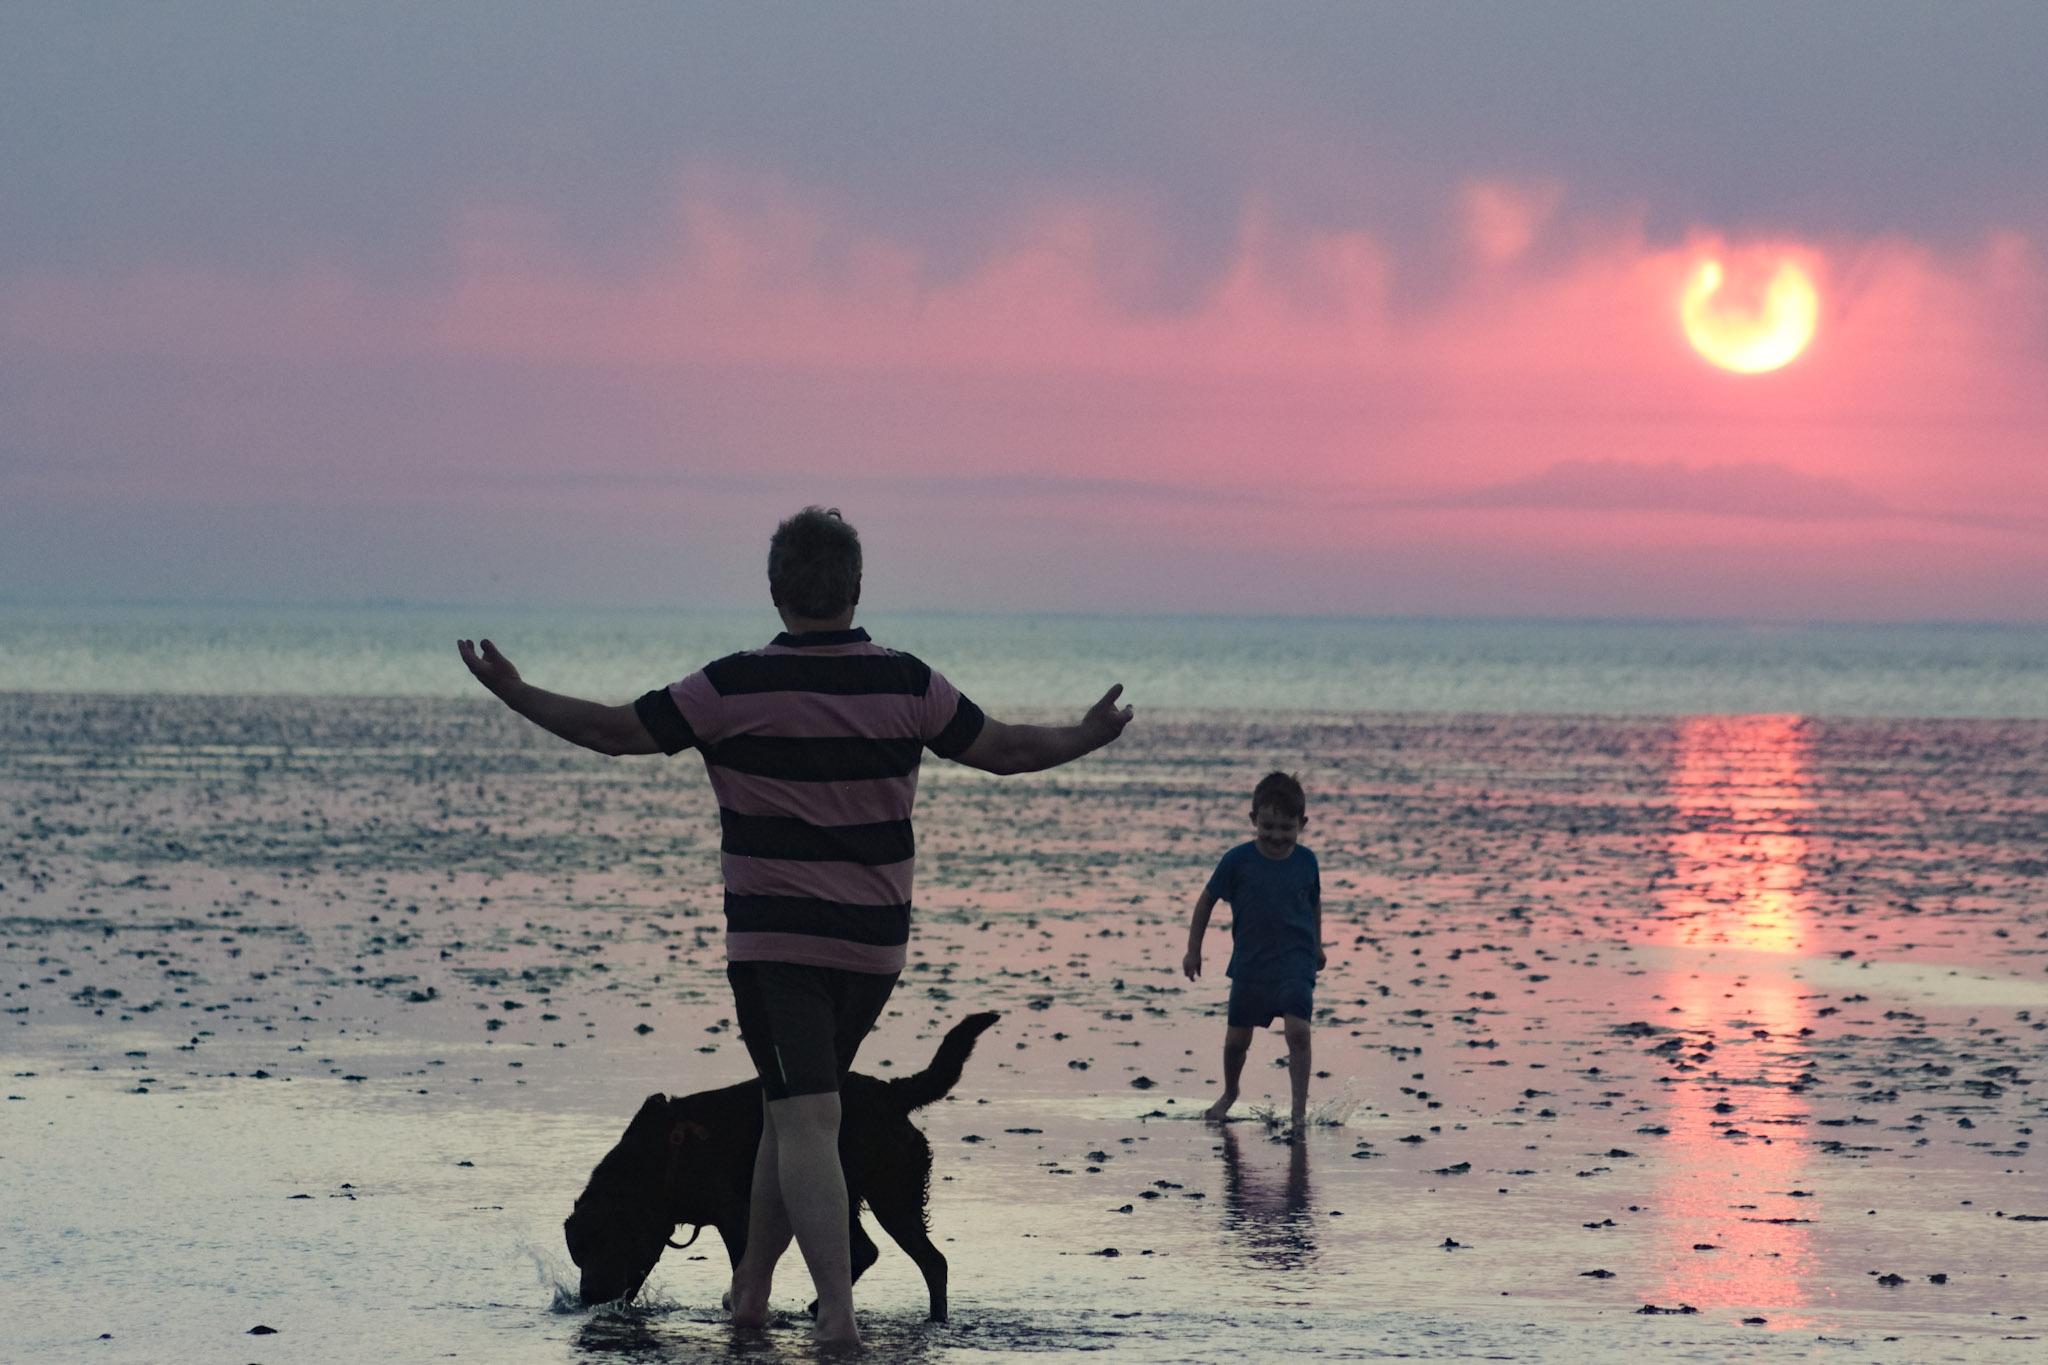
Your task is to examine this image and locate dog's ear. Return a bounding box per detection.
[669,1119,710,1149]
[625,1093,670,1138]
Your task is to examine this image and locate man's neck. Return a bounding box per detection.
[776,610,858,634]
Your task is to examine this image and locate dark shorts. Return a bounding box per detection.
[726,961,899,1100]
[1226,976,1313,1030]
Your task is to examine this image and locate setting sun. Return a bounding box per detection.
[1680,256,1819,373]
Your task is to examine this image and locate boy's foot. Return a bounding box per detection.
[1204,1093,1236,1121]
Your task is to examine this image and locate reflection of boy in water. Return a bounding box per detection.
[1183,772,1324,1132]
[1218,1124,1317,1271]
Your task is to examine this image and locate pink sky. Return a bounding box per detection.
[3,7,2045,620]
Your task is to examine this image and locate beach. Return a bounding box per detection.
[5,691,2045,1362]
[13,0,2048,1356]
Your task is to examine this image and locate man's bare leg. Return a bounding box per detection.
[1205,1025,1254,1121]
[762,1091,859,1345]
[727,1095,788,1328]
[1283,1015,1312,1133]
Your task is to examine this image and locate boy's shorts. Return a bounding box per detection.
[1226,976,1314,1029]
[727,961,899,1100]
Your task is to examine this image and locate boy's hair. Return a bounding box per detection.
[768,506,862,620]
[1250,771,1306,821]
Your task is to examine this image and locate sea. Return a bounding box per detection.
[3,601,2046,716]
[6,602,2048,1362]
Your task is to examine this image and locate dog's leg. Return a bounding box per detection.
[867,1199,949,1322]
[849,1215,879,1285]
[716,1220,747,1268]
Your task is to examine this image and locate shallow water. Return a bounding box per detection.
[4,695,2046,1361]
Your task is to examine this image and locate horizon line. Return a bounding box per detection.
[3,596,2046,633]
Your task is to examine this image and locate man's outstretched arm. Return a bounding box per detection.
[457,638,661,757]
[953,683,1134,776]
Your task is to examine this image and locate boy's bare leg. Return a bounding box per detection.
[760,1091,860,1346]
[1283,1015,1312,1132]
[1206,1025,1254,1120]
[727,1095,788,1328]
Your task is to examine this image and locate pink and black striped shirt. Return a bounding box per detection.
[633,628,984,975]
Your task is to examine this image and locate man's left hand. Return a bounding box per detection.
[1083,683,1135,747]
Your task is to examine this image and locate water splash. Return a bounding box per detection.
[1306,1081,1368,1127]
[1246,1080,1366,1131]
[520,1240,584,1314]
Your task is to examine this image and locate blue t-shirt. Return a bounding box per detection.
[1205,842,1321,985]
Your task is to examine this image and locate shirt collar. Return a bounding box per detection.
[771,627,871,648]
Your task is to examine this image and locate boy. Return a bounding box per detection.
[1182,771,1324,1132]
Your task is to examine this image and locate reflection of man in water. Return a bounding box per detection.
[1218,1124,1317,1272]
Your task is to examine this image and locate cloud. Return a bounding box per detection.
[7,174,2041,391]
[3,170,2045,614]
[8,4,2048,283]
[1410,458,1897,520]
[441,465,1270,507]
[1398,458,2048,541]
[5,178,2044,517]
[1460,179,1563,266]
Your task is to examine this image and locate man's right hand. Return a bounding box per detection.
[458,638,523,698]
[1182,948,1202,981]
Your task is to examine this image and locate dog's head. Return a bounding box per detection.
[564,1093,683,1305]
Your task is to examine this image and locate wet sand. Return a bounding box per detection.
[4,694,2045,1362]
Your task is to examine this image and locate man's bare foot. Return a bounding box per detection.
[1204,1093,1236,1121]
[726,1276,771,1329]
[811,1309,861,1350]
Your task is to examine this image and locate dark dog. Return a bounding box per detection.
[565,1011,998,1318]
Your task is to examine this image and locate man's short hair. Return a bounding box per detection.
[768,506,863,620]
[1251,771,1306,821]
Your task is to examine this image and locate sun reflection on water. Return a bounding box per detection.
[1655,716,1819,1323]
[1666,714,1813,956]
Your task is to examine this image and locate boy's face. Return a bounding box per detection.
[1251,804,1304,859]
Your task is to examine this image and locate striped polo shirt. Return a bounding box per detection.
[632,627,984,975]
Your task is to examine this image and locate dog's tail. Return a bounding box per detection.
[884,1011,1000,1114]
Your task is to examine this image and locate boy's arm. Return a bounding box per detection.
[458,639,662,757]
[953,684,1133,775]
[1314,864,1326,971]
[1182,888,1219,980]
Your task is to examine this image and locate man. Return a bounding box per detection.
[459,506,1133,1345]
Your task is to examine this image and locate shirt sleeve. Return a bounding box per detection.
[633,668,724,756]
[633,688,697,755]
[1203,848,1238,904]
[921,665,986,760]
[1308,851,1321,911]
